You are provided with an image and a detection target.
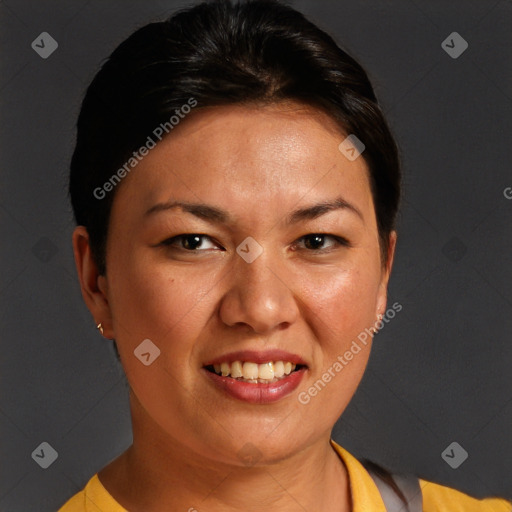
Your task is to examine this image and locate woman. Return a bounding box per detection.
[60,0,511,510]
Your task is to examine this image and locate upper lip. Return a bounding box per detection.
[203,349,308,367]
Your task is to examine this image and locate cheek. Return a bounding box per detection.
[297,265,379,414]
[105,252,223,423]
[301,265,379,346]
[107,249,225,354]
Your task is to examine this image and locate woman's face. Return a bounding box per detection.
[93,102,395,465]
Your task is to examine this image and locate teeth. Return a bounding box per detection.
[231,360,243,378]
[242,362,259,380]
[273,360,285,378]
[258,362,274,380]
[210,360,299,382]
[221,362,230,377]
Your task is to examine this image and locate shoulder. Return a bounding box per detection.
[332,438,511,511]
[58,473,128,512]
[420,478,512,512]
[58,488,85,512]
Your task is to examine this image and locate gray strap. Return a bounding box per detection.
[365,467,423,512]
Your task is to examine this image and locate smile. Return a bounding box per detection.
[205,360,303,383]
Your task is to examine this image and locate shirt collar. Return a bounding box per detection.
[330,439,387,512]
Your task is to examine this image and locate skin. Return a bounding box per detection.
[73,101,396,512]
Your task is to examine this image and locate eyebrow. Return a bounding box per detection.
[144,196,363,225]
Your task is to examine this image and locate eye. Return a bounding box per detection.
[293,233,350,252]
[160,234,221,252]
[159,233,349,253]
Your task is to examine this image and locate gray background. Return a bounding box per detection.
[0,0,511,510]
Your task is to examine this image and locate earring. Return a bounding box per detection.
[372,314,384,335]
[96,322,104,335]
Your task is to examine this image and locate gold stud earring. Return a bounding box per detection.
[372,314,384,335]
[96,322,104,335]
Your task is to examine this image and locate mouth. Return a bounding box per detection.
[204,360,307,384]
[202,350,308,403]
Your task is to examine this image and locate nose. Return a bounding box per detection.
[218,248,300,335]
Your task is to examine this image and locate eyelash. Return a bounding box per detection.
[160,233,350,253]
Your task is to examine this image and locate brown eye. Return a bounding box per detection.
[161,234,220,251]
[296,234,349,252]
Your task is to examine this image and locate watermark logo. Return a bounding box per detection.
[237,442,263,467]
[32,442,58,469]
[31,237,58,262]
[441,32,468,59]
[442,236,467,263]
[93,98,198,200]
[236,236,264,263]
[338,134,365,161]
[504,187,512,200]
[31,32,58,59]
[441,441,468,469]
[134,338,161,366]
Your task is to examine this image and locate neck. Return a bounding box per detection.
[98,393,352,512]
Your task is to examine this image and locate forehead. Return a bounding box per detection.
[150,102,361,176]
[111,102,373,225]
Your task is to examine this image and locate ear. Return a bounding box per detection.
[72,226,114,339]
[375,230,397,316]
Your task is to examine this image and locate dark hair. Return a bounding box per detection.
[69,0,401,276]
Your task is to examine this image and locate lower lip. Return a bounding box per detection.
[202,367,306,404]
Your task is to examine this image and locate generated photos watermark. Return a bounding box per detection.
[93,97,198,200]
[298,302,402,405]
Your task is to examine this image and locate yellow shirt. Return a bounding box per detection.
[59,440,511,511]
